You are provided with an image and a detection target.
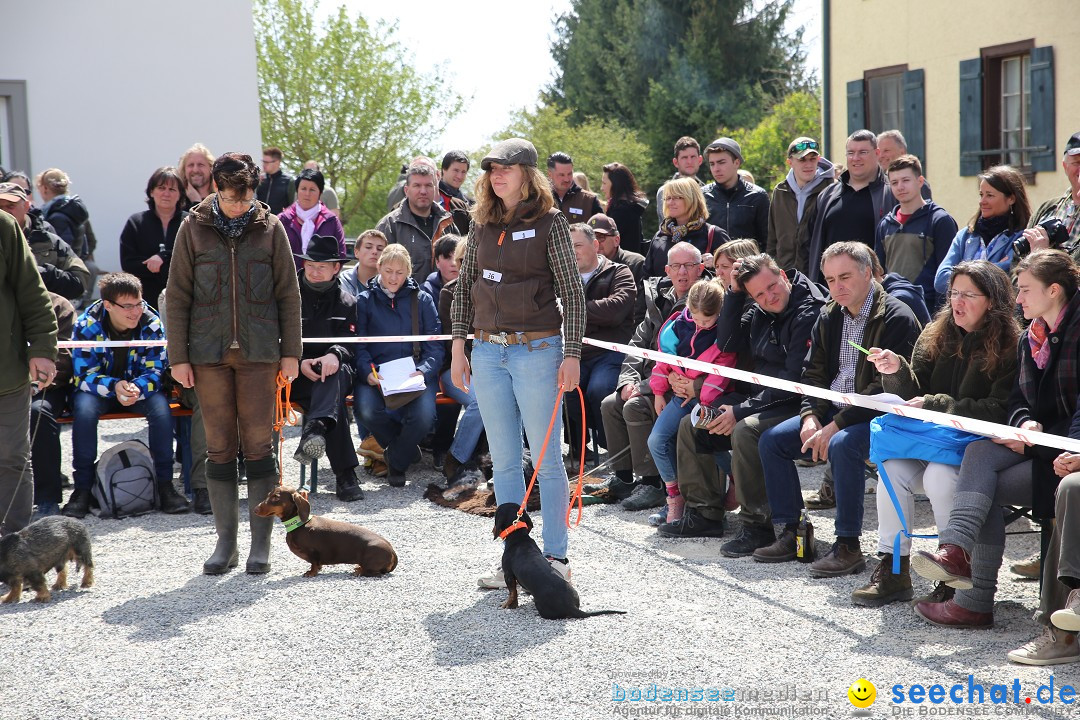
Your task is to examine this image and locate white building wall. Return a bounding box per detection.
[2,0,261,279]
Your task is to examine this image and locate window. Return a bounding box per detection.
[864,66,906,135]
[960,43,1055,177]
[0,82,30,174]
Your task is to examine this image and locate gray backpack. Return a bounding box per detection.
[92,440,158,518]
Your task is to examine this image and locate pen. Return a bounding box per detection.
[370,363,380,380]
[847,340,871,355]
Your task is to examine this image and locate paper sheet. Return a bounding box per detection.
[377,356,426,395]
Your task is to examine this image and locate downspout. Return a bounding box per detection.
[822,0,831,155]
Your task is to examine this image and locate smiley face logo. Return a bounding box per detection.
[848,678,876,709]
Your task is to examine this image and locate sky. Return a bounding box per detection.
[329,0,821,152]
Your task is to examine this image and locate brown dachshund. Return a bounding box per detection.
[253,486,397,577]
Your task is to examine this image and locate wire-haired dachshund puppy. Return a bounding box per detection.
[492,503,625,619]
[0,516,93,603]
[254,486,397,577]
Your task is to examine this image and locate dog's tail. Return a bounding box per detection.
[571,609,627,618]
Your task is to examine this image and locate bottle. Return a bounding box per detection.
[796,509,815,563]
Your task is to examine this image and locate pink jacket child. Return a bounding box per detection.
[649,306,736,407]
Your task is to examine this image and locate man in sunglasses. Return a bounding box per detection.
[63,272,189,518]
[765,136,835,275]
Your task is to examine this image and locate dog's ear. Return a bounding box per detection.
[292,491,311,523]
[520,510,533,531]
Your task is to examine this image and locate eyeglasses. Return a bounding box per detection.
[218,195,254,207]
[667,262,702,271]
[109,300,146,311]
[789,140,819,155]
[948,290,985,301]
[846,149,873,158]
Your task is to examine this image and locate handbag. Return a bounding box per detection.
[869,413,985,572]
[380,298,426,411]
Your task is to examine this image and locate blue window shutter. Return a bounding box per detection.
[903,69,926,171]
[1029,46,1055,173]
[847,79,865,135]
[959,58,983,177]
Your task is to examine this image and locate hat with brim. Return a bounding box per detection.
[481,138,539,171]
[295,234,348,262]
[1065,132,1080,156]
[705,137,744,163]
[787,137,821,159]
[587,213,619,235]
[0,182,29,203]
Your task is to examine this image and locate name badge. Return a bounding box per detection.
[511,229,536,241]
[569,207,584,215]
[482,269,503,282]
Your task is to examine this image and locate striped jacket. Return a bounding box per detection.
[72,299,167,399]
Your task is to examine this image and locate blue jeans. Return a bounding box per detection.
[757,411,871,537]
[646,395,696,483]
[567,352,624,449]
[440,368,484,464]
[72,391,175,490]
[471,334,569,559]
[355,376,438,472]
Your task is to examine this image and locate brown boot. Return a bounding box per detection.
[910,543,972,589]
[752,528,798,563]
[804,479,835,509]
[851,554,913,607]
[810,541,866,577]
[914,598,992,628]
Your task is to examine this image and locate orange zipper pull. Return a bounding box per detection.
[497,230,506,246]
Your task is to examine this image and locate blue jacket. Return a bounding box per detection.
[354,277,444,381]
[934,226,1021,295]
[72,299,167,398]
[881,272,931,325]
[874,201,958,311]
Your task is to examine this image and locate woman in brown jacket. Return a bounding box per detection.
[166,152,302,576]
[450,138,585,589]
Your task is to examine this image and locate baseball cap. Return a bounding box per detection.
[1065,132,1080,156]
[705,137,743,163]
[587,213,618,236]
[0,182,29,203]
[480,138,539,171]
[787,137,821,159]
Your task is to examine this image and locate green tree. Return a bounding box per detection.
[486,105,652,194]
[255,0,462,232]
[717,90,822,190]
[548,0,808,189]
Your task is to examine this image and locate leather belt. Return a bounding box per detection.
[474,329,561,346]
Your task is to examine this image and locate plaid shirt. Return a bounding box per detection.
[1032,189,1080,252]
[452,211,585,358]
[830,287,875,407]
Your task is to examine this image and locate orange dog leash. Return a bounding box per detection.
[274,372,300,485]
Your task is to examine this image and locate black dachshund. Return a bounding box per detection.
[491,503,625,620]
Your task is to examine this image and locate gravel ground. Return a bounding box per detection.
[3,418,1076,720]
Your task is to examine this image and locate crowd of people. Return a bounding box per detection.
[1,126,1079,668]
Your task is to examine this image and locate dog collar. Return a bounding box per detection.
[498,520,529,540]
[283,515,309,533]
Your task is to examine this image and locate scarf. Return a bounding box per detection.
[376,275,397,300]
[1028,303,1069,370]
[438,180,464,201]
[786,168,831,222]
[295,202,322,252]
[211,196,256,239]
[973,213,1011,244]
[661,216,705,242]
[301,275,335,293]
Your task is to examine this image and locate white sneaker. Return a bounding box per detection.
[547,556,573,584]
[477,565,506,589]
[1051,589,1080,632]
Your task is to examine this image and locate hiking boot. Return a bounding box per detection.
[335,468,365,502]
[851,554,913,606]
[911,581,955,606]
[546,556,572,584]
[387,467,407,488]
[910,543,973,589]
[753,529,798,563]
[192,488,213,515]
[804,479,835,509]
[723,474,738,512]
[1007,627,1080,666]
[1051,589,1080,633]
[295,418,328,462]
[477,565,506,589]
[621,483,666,511]
[647,505,667,527]
[720,522,776,558]
[810,541,866,578]
[1011,552,1042,580]
[62,488,92,519]
[665,493,685,523]
[357,434,385,461]
[158,481,191,514]
[582,476,636,502]
[367,458,388,478]
[914,598,992,628]
[657,506,725,538]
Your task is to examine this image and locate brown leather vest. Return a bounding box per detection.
[470,208,561,333]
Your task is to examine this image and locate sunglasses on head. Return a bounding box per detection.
[789,141,819,155]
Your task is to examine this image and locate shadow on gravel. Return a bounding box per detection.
[421,593,569,666]
[101,572,267,641]
[0,585,90,613]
